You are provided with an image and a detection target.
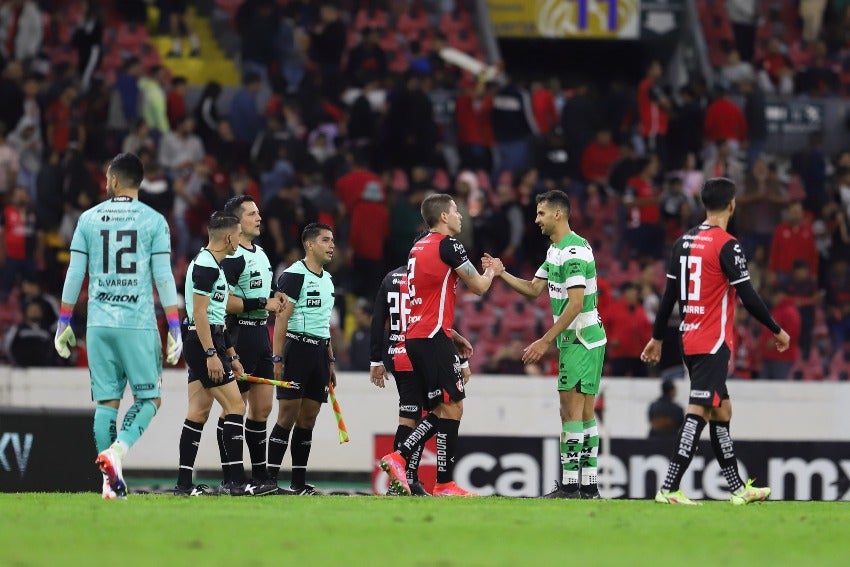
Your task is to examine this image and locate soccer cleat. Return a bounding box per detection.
[173,484,216,496]
[380,452,411,495]
[655,489,701,505]
[730,479,771,506]
[219,481,251,496]
[540,482,580,499]
[284,484,320,496]
[101,473,117,500]
[386,483,408,496]
[580,485,602,500]
[432,481,476,497]
[95,448,127,499]
[245,479,279,497]
[409,481,431,496]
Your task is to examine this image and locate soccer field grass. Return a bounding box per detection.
[0,495,847,567]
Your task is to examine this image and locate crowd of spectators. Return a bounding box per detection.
[1,0,849,381]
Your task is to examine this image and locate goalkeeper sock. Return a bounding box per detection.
[216,417,230,484]
[580,418,599,488]
[662,413,706,491]
[222,414,246,484]
[267,424,292,481]
[561,421,584,488]
[710,420,744,493]
[116,399,157,450]
[290,427,313,488]
[178,419,204,487]
[399,413,438,461]
[245,419,268,481]
[435,418,460,484]
[94,404,118,453]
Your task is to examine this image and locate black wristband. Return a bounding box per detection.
[242,297,263,312]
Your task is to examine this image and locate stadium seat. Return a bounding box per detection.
[398,6,430,39]
[354,8,388,31]
[439,9,472,36]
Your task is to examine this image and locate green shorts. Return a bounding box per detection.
[87,327,162,401]
[557,340,605,395]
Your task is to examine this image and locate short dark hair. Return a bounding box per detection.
[700,177,737,212]
[208,211,240,235]
[421,193,454,227]
[535,190,571,216]
[223,195,255,218]
[109,152,144,189]
[302,222,333,245]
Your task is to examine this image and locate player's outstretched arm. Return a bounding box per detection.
[482,253,546,299]
[734,279,790,352]
[641,274,679,364]
[455,260,497,296]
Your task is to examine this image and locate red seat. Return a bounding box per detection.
[354,8,388,31]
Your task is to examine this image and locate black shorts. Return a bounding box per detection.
[406,334,465,411]
[276,333,331,403]
[391,369,422,420]
[683,344,731,407]
[233,320,273,394]
[185,327,235,390]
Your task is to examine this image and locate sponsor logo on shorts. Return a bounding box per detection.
[427,389,442,400]
[691,390,711,399]
[133,383,156,391]
[456,379,464,392]
[400,404,419,413]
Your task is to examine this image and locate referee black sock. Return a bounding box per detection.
[245,419,268,481]
[216,417,230,484]
[710,420,745,493]
[267,424,292,481]
[435,418,460,485]
[222,414,246,485]
[290,427,313,488]
[661,413,706,492]
[178,419,204,488]
[399,413,439,461]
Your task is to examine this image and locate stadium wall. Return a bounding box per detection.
[1,367,848,474]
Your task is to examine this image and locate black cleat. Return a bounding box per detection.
[219,481,251,496]
[282,483,320,495]
[540,482,581,499]
[580,485,602,499]
[245,480,279,496]
[409,481,431,496]
[173,483,216,496]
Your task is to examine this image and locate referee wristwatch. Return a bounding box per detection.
[229,354,240,362]
[205,347,217,358]
[272,355,283,363]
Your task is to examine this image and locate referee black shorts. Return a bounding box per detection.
[184,325,235,390]
[276,333,332,403]
[233,320,273,394]
[406,333,465,411]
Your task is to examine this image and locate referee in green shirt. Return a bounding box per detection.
[267,223,337,495]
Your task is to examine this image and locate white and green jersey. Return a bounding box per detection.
[221,243,273,320]
[67,196,171,330]
[185,249,229,326]
[535,232,607,349]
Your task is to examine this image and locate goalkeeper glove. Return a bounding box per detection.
[54,310,76,359]
[166,316,183,365]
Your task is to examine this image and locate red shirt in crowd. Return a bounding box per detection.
[768,222,818,276]
[638,77,668,137]
[581,141,621,182]
[45,98,71,153]
[605,298,652,358]
[167,89,187,130]
[334,169,383,213]
[704,98,748,143]
[1,204,36,260]
[625,176,660,225]
[531,87,558,135]
[759,296,800,362]
[454,92,494,147]
[349,201,389,261]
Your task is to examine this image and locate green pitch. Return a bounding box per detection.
[0,494,846,566]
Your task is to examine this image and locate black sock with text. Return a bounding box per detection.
[661,414,706,491]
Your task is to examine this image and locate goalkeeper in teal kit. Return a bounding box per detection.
[55,153,183,500]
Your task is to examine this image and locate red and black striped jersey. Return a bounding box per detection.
[666,224,750,355]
